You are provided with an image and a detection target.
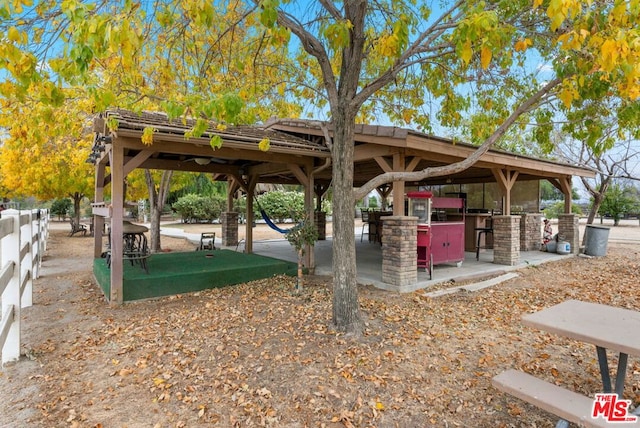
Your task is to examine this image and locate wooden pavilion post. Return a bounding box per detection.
[305,164,315,271]
[288,162,316,271]
[93,160,106,258]
[492,168,519,215]
[314,183,330,210]
[226,178,240,212]
[109,143,125,305]
[244,175,257,254]
[392,153,406,216]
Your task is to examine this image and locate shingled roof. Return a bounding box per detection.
[102,109,330,156]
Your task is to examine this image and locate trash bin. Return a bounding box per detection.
[584,224,610,256]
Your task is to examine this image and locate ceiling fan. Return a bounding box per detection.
[185,157,228,166]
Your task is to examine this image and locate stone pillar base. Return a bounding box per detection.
[221,212,238,246]
[520,213,542,251]
[381,216,417,290]
[558,213,579,254]
[493,216,520,266]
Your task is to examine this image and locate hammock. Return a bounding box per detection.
[255,198,294,234]
[259,208,291,234]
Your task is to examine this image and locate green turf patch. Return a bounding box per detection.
[93,249,297,302]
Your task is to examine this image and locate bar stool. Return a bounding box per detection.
[360,209,370,242]
[475,218,493,261]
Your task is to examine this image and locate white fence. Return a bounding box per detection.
[0,209,49,364]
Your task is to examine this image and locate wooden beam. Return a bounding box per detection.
[492,169,519,215]
[135,158,242,175]
[405,156,421,173]
[374,156,392,173]
[247,162,291,176]
[288,164,309,187]
[558,176,573,213]
[546,178,563,192]
[354,143,398,161]
[228,174,248,193]
[123,150,153,176]
[116,135,327,164]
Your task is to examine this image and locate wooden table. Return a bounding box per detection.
[523,299,640,396]
[123,220,148,234]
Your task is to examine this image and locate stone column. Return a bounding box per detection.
[221,211,238,246]
[493,215,520,266]
[381,216,417,290]
[520,213,542,251]
[557,213,580,254]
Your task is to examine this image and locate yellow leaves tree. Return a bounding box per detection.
[0,95,95,223]
[0,0,301,250]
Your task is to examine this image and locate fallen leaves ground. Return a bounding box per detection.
[1,225,639,428]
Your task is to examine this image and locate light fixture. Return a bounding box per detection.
[194,157,211,165]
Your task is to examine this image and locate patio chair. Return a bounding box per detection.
[360,209,370,242]
[197,232,216,251]
[69,219,87,237]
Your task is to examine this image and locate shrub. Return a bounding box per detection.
[50,198,72,220]
[543,201,583,219]
[172,194,225,223]
[256,191,305,222]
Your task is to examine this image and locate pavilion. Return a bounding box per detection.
[89,109,594,303]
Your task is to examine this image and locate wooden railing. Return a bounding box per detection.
[0,209,49,364]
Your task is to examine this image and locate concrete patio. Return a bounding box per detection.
[162,226,572,293]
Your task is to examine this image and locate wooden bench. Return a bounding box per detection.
[492,369,637,428]
[69,219,87,237]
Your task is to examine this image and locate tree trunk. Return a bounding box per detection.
[296,248,303,293]
[71,192,83,225]
[331,113,362,334]
[581,176,609,245]
[145,170,173,253]
[586,194,604,226]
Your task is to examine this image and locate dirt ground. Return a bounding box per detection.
[1,221,640,427]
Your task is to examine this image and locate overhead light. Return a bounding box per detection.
[194,158,211,165]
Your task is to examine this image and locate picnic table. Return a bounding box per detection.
[493,300,640,427]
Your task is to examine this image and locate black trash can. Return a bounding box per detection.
[584,224,610,256]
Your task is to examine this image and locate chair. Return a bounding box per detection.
[475,217,493,261]
[197,232,216,251]
[124,233,151,273]
[105,232,151,274]
[69,219,87,237]
[360,209,370,242]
